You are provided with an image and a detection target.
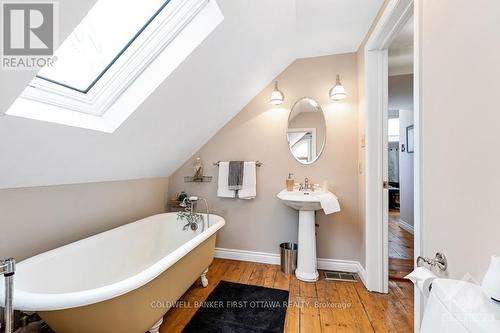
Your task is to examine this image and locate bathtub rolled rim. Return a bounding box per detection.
[1,213,225,312]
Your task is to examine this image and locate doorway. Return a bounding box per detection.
[363,0,422,330]
[387,16,414,280]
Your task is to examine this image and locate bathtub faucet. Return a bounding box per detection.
[0,258,15,333]
[177,196,210,232]
[178,196,204,231]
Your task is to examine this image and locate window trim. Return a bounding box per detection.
[6,0,223,132]
[36,0,174,94]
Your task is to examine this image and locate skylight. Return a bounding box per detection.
[37,0,171,93]
[6,0,223,132]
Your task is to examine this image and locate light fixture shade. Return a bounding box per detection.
[329,74,347,101]
[270,81,284,105]
[482,255,500,302]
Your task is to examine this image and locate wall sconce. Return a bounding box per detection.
[329,74,347,101]
[269,81,284,105]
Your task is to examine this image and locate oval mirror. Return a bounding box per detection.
[287,97,326,164]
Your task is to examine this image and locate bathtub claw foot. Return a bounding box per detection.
[200,268,209,288]
[149,318,163,333]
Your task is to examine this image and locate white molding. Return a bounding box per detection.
[214,247,367,287]
[215,248,280,265]
[399,219,414,235]
[366,0,414,51]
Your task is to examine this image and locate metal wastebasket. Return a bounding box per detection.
[280,242,297,274]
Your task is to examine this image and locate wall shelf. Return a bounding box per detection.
[184,176,212,183]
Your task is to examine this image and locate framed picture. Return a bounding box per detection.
[406,125,414,153]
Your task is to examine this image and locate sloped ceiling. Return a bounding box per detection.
[0,0,382,189]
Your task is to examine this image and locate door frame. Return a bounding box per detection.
[363,0,423,330]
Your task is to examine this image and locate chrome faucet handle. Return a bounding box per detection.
[179,197,188,208]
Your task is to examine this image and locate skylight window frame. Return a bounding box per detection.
[6,0,223,132]
[35,0,175,95]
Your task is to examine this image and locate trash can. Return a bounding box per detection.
[280,242,297,274]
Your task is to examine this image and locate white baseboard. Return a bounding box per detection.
[214,247,367,287]
[399,219,415,235]
[214,247,280,265]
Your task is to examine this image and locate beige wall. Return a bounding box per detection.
[420,0,500,280]
[0,178,169,261]
[169,53,362,261]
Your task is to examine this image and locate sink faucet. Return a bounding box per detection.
[177,196,210,231]
[299,178,314,191]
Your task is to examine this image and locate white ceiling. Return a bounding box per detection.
[296,0,384,58]
[0,0,383,189]
[389,15,414,76]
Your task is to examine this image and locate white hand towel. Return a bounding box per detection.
[217,162,235,198]
[238,161,256,199]
[319,192,341,214]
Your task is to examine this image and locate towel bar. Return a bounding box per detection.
[213,161,263,167]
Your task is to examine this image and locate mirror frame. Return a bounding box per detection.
[286,96,326,165]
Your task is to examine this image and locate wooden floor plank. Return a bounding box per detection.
[285,296,300,333]
[299,279,318,299]
[160,259,413,333]
[389,210,414,280]
[289,273,300,298]
[299,297,322,333]
[263,264,279,288]
[236,260,256,284]
[248,263,266,286]
[274,270,290,291]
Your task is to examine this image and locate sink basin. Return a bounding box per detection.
[276,189,325,211]
[277,188,341,282]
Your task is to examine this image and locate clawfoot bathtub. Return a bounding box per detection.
[0,213,225,333]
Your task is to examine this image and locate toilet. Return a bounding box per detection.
[421,279,500,332]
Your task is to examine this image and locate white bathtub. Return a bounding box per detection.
[0,212,225,333]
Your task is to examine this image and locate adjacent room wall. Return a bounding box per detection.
[388,74,413,111]
[420,0,500,280]
[399,108,414,228]
[0,178,169,261]
[389,74,414,228]
[168,53,362,262]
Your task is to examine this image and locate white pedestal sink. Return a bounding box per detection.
[277,189,340,282]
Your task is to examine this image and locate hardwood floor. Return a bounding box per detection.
[160,259,414,333]
[389,210,414,280]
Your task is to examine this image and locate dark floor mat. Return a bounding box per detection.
[182,280,289,333]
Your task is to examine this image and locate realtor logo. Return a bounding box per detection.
[1,1,58,69]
